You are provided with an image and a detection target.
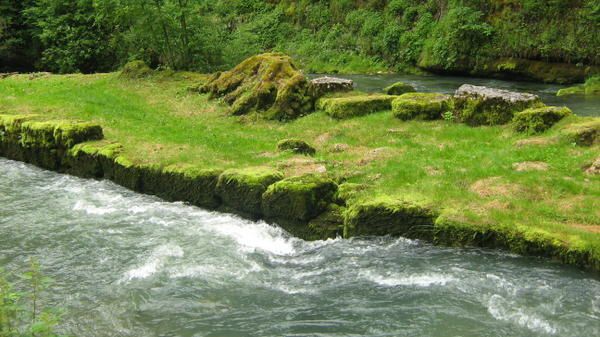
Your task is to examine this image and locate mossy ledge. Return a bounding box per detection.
[1,114,599,273]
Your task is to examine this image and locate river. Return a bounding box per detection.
[1,158,599,336]
[311,73,600,117]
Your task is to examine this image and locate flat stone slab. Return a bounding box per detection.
[455,84,539,103]
[311,76,353,97]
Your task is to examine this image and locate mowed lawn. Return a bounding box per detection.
[1,72,599,260]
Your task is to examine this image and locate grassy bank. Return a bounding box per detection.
[0,72,599,270]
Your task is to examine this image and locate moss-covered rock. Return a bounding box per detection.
[66,142,122,178]
[335,183,368,205]
[120,60,153,79]
[140,165,222,209]
[216,167,283,217]
[317,94,396,119]
[557,76,600,96]
[384,82,416,95]
[262,174,338,223]
[308,204,345,239]
[392,93,452,121]
[200,53,314,121]
[453,84,543,126]
[276,138,316,155]
[344,196,438,238]
[513,106,572,134]
[561,119,600,146]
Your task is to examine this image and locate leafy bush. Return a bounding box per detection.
[0,259,61,337]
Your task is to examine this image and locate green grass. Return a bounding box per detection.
[1,72,599,263]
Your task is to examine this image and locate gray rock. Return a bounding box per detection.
[453,84,542,126]
[310,76,354,97]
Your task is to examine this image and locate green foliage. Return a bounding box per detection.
[0,259,62,337]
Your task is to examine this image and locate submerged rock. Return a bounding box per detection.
[392,92,452,121]
[310,76,353,97]
[512,106,572,134]
[200,53,314,121]
[384,82,416,95]
[453,84,542,126]
[277,138,316,156]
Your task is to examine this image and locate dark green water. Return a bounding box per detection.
[1,158,599,337]
[312,73,600,117]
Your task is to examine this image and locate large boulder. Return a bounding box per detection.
[310,76,353,98]
[200,53,314,121]
[453,84,542,126]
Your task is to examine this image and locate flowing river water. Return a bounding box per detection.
[1,158,599,337]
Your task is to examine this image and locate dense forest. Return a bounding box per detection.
[1,0,599,76]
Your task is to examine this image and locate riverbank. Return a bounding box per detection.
[0,72,599,272]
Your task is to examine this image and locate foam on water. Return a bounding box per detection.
[1,158,600,337]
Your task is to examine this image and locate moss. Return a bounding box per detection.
[66,142,121,178]
[344,195,438,238]
[392,93,452,121]
[317,94,396,119]
[201,53,314,121]
[216,167,284,217]
[120,60,153,79]
[561,119,600,146]
[384,82,416,95]
[139,165,222,209]
[308,204,345,240]
[276,138,316,155]
[262,174,338,223]
[20,120,103,149]
[434,213,598,271]
[557,76,600,96]
[335,183,368,205]
[513,106,572,134]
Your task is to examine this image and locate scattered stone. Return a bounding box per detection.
[310,76,353,98]
[317,94,396,119]
[277,138,316,155]
[454,84,542,126]
[584,157,600,175]
[384,82,416,95]
[200,53,314,121]
[120,60,153,79]
[392,93,452,121]
[512,161,549,172]
[513,106,572,134]
[330,143,350,153]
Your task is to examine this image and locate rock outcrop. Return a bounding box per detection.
[384,82,416,95]
[453,84,542,126]
[200,53,314,121]
[512,106,572,134]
